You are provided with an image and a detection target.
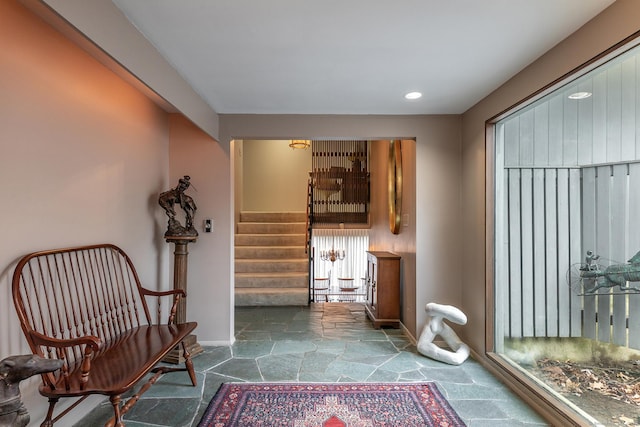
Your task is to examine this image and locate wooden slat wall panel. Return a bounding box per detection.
[577,81,594,166]
[592,73,608,163]
[595,166,612,343]
[557,169,571,336]
[508,169,523,337]
[569,168,583,338]
[502,168,582,339]
[520,111,534,166]
[504,51,640,168]
[533,169,546,336]
[621,56,636,160]
[582,168,598,341]
[521,169,535,337]
[563,86,579,166]
[548,94,564,167]
[607,64,623,163]
[629,164,640,349]
[545,169,559,337]
[502,164,640,347]
[504,119,520,168]
[579,164,640,349]
[636,54,640,156]
[610,164,627,346]
[534,104,549,165]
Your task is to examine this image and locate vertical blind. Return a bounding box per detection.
[311,229,369,286]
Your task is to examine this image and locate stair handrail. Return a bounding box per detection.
[306,178,314,303]
[305,178,313,254]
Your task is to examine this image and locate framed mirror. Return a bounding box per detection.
[388,140,402,234]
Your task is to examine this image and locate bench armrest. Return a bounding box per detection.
[29,330,102,390]
[140,287,186,325]
[29,330,102,350]
[141,288,186,298]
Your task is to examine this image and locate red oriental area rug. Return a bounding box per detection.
[197,382,466,427]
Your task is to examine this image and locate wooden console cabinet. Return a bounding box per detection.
[364,251,400,328]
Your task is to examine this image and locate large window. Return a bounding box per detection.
[492,41,640,425]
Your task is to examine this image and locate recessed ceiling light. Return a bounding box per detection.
[568,91,592,100]
[405,91,422,100]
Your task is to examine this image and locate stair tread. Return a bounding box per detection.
[239,214,306,222]
[235,258,307,263]
[240,212,305,216]
[235,233,305,238]
[235,271,308,277]
[237,223,305,227]
[235,245,306,248]
[235,288,308,294]
[235,234,305,237]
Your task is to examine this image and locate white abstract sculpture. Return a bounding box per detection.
[417,302,470,365]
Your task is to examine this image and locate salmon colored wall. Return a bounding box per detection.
[0,1,171,422]
[461,0,640,355]
[168,115,233,344]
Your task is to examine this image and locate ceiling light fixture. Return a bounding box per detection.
[289,139,311,149]
[568,91,592,100]
[404,91,422,100]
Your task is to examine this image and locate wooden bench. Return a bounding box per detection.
[11,244,198,427]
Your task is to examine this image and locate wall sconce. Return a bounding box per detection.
[289,139,311,149]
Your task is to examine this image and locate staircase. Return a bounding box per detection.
[235,212,309,306]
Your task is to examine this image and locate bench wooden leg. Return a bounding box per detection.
[40,398,58,427]
[182,340,197,386]
[108,395,124,427]
[106,369,168,427]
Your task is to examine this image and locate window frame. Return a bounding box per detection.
[484,31,640,426]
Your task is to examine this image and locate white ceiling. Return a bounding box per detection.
[112,0,614,115]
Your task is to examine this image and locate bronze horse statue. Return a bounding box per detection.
[159,176,198,237]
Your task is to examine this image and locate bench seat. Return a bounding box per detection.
[42,323,197,397]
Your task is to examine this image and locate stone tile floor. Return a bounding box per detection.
[74,303,548,426]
